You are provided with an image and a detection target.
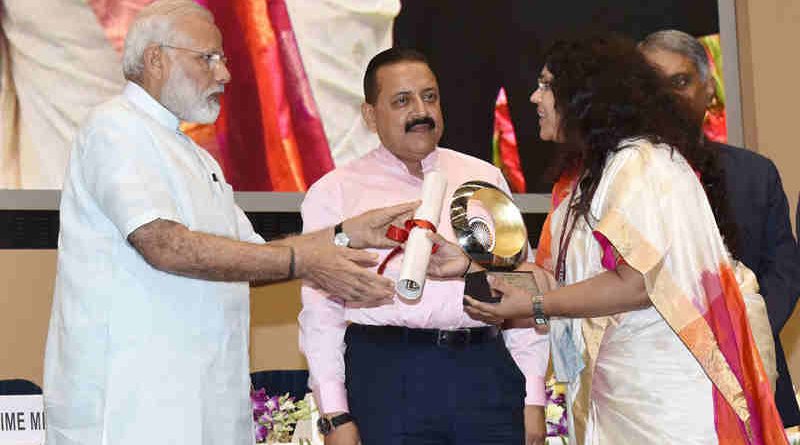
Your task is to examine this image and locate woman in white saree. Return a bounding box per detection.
[429,36,786,444]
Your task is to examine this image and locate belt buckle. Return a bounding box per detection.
[436,328,471,347]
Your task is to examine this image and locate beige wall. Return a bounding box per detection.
[250,280,307,371]
[737,0,800,224]
[736,0,800,389]
[0,251,55,385]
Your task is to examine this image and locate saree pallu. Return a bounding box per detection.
[537,139,787,444]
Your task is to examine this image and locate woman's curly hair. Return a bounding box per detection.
[544,35,738,257]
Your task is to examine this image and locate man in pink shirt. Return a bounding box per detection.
[300,47,548,445]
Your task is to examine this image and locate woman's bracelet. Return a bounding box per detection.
[532,294,548,326]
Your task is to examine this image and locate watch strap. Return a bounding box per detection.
[532,294,548,325]
[329,412,354,428]
[318,412,354,435]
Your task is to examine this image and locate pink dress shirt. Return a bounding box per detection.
[299,145,549,413]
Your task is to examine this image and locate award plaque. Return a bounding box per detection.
[464,271,540,304]
[450,181,530,303]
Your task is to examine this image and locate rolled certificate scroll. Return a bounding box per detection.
[396,171,448,299]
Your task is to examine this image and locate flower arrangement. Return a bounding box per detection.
[545,377,569,443]
[251,388,314,443]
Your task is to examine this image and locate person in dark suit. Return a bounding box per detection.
[642,29,800,427]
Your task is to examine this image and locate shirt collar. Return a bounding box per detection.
[123,81,181,131]
[374,144,440,177]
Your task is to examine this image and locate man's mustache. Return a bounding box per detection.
[405,116,436,132]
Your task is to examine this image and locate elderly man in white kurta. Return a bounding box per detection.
[43,1,415,444]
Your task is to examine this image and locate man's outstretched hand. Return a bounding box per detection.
[343,201,419,249]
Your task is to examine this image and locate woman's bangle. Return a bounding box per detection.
[461,257,473,278]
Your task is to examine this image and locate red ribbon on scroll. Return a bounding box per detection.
[377,219,440,275]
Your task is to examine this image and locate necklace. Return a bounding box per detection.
[554,181,580,286]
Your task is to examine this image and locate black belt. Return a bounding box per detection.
[348,323,500,348]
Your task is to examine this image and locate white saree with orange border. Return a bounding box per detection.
[536,139,786,444]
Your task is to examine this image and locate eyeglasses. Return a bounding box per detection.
[160,45,228,70]
[537,80,552,92]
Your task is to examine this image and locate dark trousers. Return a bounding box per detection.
[344,324,525,445]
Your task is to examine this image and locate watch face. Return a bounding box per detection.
[317,417,332,435]
[334,232,350,247]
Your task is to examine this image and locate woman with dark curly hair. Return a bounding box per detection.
[429,35,787,443]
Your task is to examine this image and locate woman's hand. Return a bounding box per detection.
[464,275,535,322]
[516,262,559,294]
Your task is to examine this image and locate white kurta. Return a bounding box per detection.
[44,82,264,445]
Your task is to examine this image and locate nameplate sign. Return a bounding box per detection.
[0,395,45,444]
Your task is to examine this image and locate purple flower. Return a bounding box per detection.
[252,387,314,443]
[254,423,268,442]
[266,395,280,412]
[251,387,267,403]
[550,421,569,436]
[258,411,274,425]
[252,388,268,420]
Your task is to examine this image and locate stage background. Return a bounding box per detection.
[0,0,799,406]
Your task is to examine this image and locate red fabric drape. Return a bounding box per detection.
[203,0,333,191]
[90,0,333,191]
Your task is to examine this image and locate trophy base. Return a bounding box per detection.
[464,270,539,304]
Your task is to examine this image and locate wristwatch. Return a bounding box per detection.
[532,294,548,326]
[333,222,351,247]
[317,412,354,435]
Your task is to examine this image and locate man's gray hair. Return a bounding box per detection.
[122,0,213,81]
[640,29,710,81]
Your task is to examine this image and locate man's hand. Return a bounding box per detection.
[425,231,474,278]
[343,201,419,249]
[323,419,360,445]
[294,234,395,302]
[524,405,546,445]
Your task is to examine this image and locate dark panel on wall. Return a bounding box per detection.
[0,211,548,249]
[524,213,547,247]
[0,211,60,249]
[245,212,304,241]
[0,212,302,249]
[395,0,719,193]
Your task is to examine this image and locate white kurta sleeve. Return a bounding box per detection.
[77,115,182,238]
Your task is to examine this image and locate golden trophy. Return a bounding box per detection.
[450,181,539,303]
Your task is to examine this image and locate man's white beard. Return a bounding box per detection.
[160,63,223,124]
